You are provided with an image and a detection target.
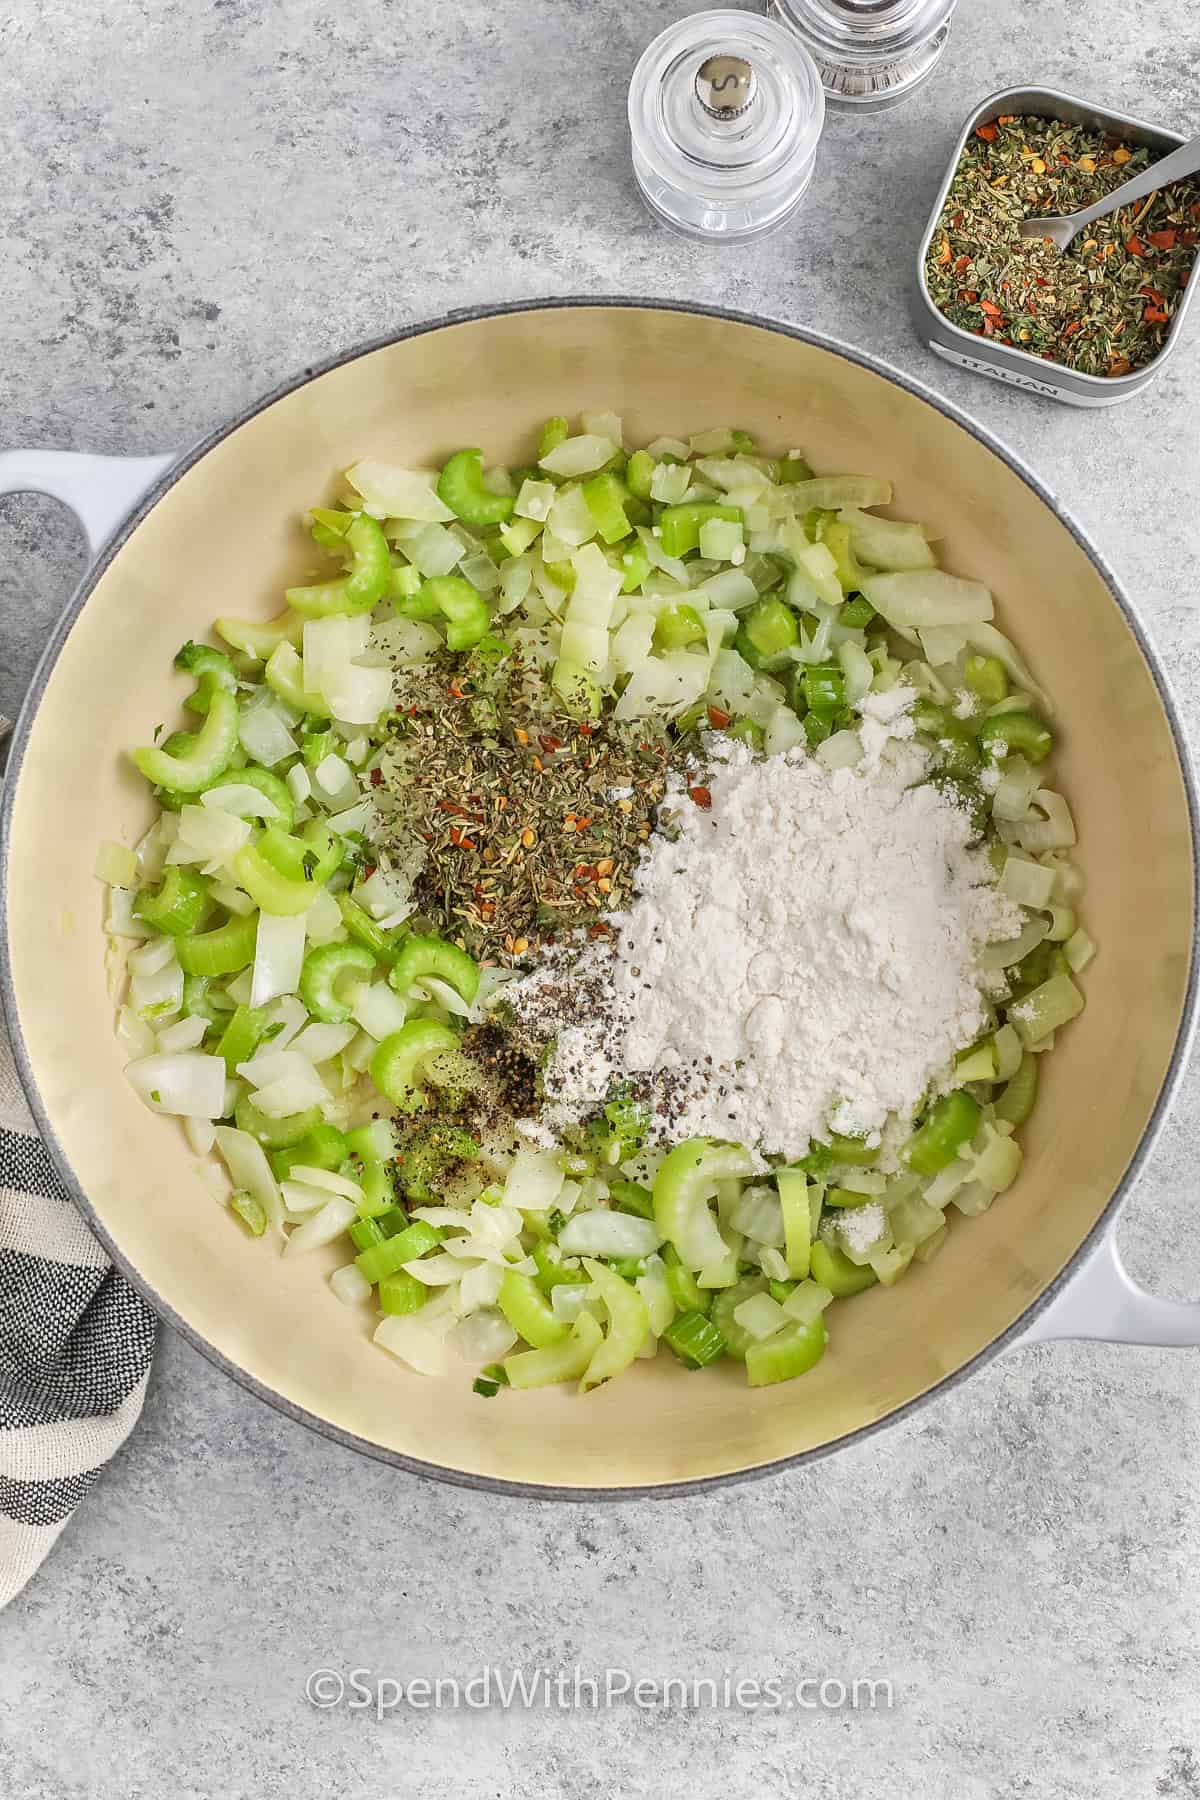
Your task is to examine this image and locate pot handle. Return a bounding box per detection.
[1019,1226,1200,1346]
[0,449,174,558]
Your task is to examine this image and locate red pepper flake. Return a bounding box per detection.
[1183,269,1191,287]
[577,722,594,736]
[588,921,612,938]
[447,682,465,699]
[1182,230,1198,248]
[975,123,997,142]
[958,288,978,303]
[1144,307,1170,324]
[1025,299,1038,315]
[951,209,964,228]
[369,766,383,787]
[688,785,713,810]
[707,705,731,729]
[449,828,476,850]
[1147,229,1177,251]
[1125,234,1145,256]
[1108,355,1132,376]
[954,255,970,275]
[539,734,562,753]
[362,864,377,880]
[1063,321,1082,336]
[979,299,1003,318]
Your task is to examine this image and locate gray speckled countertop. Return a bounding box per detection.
[2,3,1200,1796]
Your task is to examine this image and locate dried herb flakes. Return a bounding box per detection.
[925,114,1199,378]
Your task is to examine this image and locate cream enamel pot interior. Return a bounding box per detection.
[3,300,1199,1499]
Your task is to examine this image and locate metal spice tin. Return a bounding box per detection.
[914,86,1198,406]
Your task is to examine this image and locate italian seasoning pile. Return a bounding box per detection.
[926,114,1199,377]
[370,647,688,962]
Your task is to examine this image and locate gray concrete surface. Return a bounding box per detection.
[2,2,1200,1795]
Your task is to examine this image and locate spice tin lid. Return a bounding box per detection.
[767,0,956,111]
[629,10,825,242]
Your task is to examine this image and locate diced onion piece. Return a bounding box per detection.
[374,1313,451,1376]
[763,704,807,757]
[201,784,282,821]
[613,649,709,721]
[692,569,757,611]
[733,1292,788,1340]
[504,1147,564,1213]
[250,911,307,1009]
[1000,853,1056,909]
[238,704,297,769]
[539,434,618,478]
[95,840,137,886]
[157,1014,210,1054]
[402,1252,465,1286]
[982,916,1049,969]
[184,1115,217,1157]
[862,570,993,631]
[312,753,359,812]
[303,885,345,946]
[582,410,624,447]
[130,933,177,976]
[816,729,862,770]
[964,623,1052,715]
[350,979,409,1040]
[324,660,394,726]
[281,1178,338,1217]
[130,955,184,1022]
[331,1263,373,1307]
[546,485,597,548]
[991,755,1041,822]
[261,993,309,1049]
[303,614,369,689]
[838,640,874,704]
[650,462,692,504]
[448,1309,519,1364]
[785,476,892,509]
[346,461,455,523]
[167,805,252,867]
[838,506,935,571]
[107,887,153,940]
[549,1282,593,1324]
[1016,790,1076,852]
[290,1022,358,1065]
[126,1051,227,1118]
[117,1006,157,1058]
[286,762,312,805]
[557,1211,662,1258]
[515,478,557,522]
[371,614,442,663]
[285,1195,357,1254]
[1064,927,1096,973]
[214,1124,284,1232]
[208,880,257,917]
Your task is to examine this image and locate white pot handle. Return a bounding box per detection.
[1020,1226,1200,1346]
[0,448,174,558]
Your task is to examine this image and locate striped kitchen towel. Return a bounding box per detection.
[0,1016,157,1608]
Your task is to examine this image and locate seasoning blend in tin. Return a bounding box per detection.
[915,88,1200,406]
[628,11,825,242]
[766,0,957,112]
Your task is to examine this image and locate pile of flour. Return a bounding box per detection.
[509,690,1020,1163]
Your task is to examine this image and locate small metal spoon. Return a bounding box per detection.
[1018,131,1200,252]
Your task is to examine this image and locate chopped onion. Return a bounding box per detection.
[117,1006,156,1059]
[407,522,462,578]
[557,1211,662,1258]
[126,1051,227,1118]
[214,1124,283,1231]
[763,704,807,758]
[157,1014,210,1054]
[290,1021,358,1065]
[582,410,624,447]
[106,886,152,940]
[201,783,281,821]
[302,885,344,946]
[838,506,934,571]
[95,840,137,886]
[130,933,177,976]
[261,992,309,1049]
[539,434,618,478]
[323,660,394,726]
[991,755,1041,823]
[816,729,862,770]
[374,1313,451,1377]
[166,805,251,867]
[238,703,297,769]
[649,462,692,504]
[732,1292,788,1340]
[402,1252,466,1286]
[964,623,1052,715]
[330,1263,373,1307]
[613,649,709,721]
[549,1281,593,1323]
[448,1308,519,1364]
[285,1195,357,1254]
[207,880,257,917]
[838,640,874,704]
[286,762,312,805]
[504,1147,564,1213]
[130,955,183,1021]
[862,571,993,631]
[1016,790,1076,852]
[1000,853,1056,909]
[346,460,455,522]
[311,753,360,812]
[785,476,892,509]
[250,911,306,1009]
[184,1115,216,1157]
[546,485,597,547]
[350,978,409,1040]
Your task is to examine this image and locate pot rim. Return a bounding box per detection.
[4,295,1197,1499]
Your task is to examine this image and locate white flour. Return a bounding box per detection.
[510,690,1020,1162]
